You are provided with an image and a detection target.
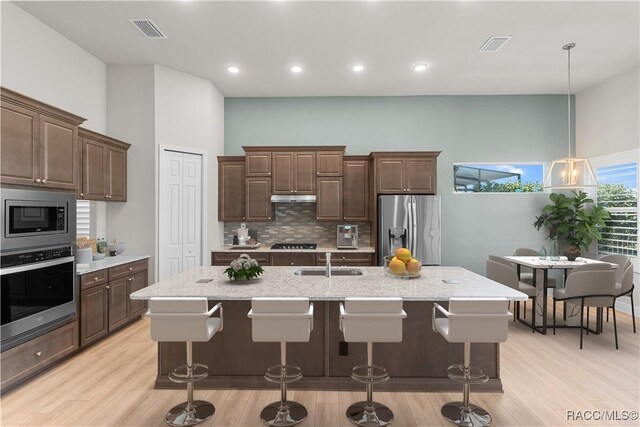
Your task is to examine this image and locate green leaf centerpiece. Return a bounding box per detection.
[224,253,264,281]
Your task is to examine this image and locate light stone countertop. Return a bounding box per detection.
[130,265,527,301]
[77,255,150,275]
[212,246,375,254]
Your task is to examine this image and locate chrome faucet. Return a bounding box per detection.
[325,252,332,278]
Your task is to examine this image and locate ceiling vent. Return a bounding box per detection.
[479,36,511,53]
[130,19,167,39]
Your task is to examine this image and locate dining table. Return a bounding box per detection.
[503,256,618,335]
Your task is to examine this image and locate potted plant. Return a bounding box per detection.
[224,253,264,281]
[533,191,610,260]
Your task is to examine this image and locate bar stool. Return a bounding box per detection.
[339,297,407,427]
[432,298,510,427]
[248,297,314,427]
[147,297,223,427]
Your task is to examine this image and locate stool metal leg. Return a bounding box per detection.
[441,342,492,427]
[166,342,215,427]
[261,342,307,427]
[346,342,394,427]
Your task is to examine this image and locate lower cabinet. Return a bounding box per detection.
[211,252,374,267]
[0,321,78,393]
[316,252,374,266]
[79,259,148,348]
[270,253,316,266]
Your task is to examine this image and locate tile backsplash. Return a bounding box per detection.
[223,203,371,247]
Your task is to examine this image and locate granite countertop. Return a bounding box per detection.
[77,255,150,275]
[212,246,375,254]
[130,265,527,301]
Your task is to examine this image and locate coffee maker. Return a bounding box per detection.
[337,225,358,249]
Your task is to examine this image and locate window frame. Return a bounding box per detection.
[452,161,548,194]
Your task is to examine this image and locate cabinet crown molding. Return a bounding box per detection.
[370,151,441,158]
[79,127,131,150]
[243,145,345,153]
[1,87,86,125]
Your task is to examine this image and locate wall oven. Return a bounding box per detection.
[1,246,76,348]
[2,188,76,251]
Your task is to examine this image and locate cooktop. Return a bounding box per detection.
[270,243,317,250]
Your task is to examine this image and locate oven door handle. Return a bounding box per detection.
[0,256,75,276]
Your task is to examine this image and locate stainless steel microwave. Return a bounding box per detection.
[1,189,76,252]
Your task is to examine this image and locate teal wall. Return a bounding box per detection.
[224,95,573,274]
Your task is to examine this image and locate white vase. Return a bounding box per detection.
[76,247,92,264]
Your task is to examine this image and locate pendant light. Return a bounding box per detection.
[543,43,598,189]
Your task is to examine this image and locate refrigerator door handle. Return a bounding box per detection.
[407,196,417,256]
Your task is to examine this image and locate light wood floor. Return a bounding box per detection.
[1,304,639,427]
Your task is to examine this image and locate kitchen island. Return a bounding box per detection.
[131,266,526,392]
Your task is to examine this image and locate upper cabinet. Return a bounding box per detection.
[245,151,272,177]
[78,128,130,201]
[272,152,316,195]
[1,87,85,190]
[316,151,343,176]
[343,158,369,221]
[218,157,246,221]
[372,152,440,194]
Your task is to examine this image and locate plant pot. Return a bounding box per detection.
[562,247,581,261]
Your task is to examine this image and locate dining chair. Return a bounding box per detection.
[552,263,618,349]
[613,264,636,333]
[512,248,557,288]
[600,254,633,327]
[486,255,536,332]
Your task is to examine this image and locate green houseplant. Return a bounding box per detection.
[533,191,610,260]
[224,253,264,281]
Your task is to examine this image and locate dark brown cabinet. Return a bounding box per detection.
[218,157,246,221]
[316,151,343,176]
[79,128,130,201]
[316,177,343,221]
[343,159,369,221]
[270,253,316,266]
[316,252,374,266]
[272,152,316,195]
[246,178,272,221]
[212,252,270,266]
[373,153,439,194]
[245,151,272,176]
[79,259,148,348]
[1,87,85,190]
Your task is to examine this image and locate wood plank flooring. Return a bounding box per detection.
[1,303,638,426]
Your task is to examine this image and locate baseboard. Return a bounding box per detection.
[615,299,639,316]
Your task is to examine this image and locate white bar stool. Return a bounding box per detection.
[147,297,223,427]
[339,297,407,427]
[248,297,314,427]
[432,298,510,427]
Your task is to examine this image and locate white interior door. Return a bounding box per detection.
[159,150,203,280]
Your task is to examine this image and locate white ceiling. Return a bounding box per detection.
[15,1,640,97]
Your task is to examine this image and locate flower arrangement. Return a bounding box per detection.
[224,253,264,281]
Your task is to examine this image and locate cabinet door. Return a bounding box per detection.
[270,253,315,266]
[316,177,343,221]
[316,151,343,177]
[376,158,405,193]
[1,102,40,187]
[272,153,294,194]
[107,278,129,332]
[39,114,79,190]
[218,159,246,221]
[343,160,369,221]
[80,285,109,347]
[128,271,148,320]
[81,138,107,200]
[294,152,316,194]
[106,146,127,201]
[246,178,272,221]
[245,152,272,176]
[405,158,436,194]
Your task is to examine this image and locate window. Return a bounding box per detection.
[76,200,91,238]
[596,162,638,256]
[453,163,545,193]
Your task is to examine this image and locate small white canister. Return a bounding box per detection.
[76,247,93,265]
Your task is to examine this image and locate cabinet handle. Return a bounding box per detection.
[93,277,99,281]
[35,351,42,357]
[80,193,84,198]
[42,179,47,184]
[242,217,246,220]
[291,262,294,266]
[290,190,294,193]
[35,178,41,183]
[342,256,346,260]
[268,172,271,175]
[106,285,110,289]
[129,267,133,271]
[268,217,271,220]
[128,277,133,281]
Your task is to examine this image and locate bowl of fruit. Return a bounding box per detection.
[383,248,422,279]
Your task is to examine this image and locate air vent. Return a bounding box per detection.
[130,19,167,39]
[479,36,511,53]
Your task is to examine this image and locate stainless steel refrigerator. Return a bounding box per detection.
[377,195,441,266]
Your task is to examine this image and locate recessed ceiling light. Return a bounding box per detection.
[290,65,303,73]
[413,63,428,72]
[227,66,239,74]
[352,64,365,72]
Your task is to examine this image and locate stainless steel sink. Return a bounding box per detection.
[294,268,363,276]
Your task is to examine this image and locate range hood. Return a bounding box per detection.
[270,195,316,203]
